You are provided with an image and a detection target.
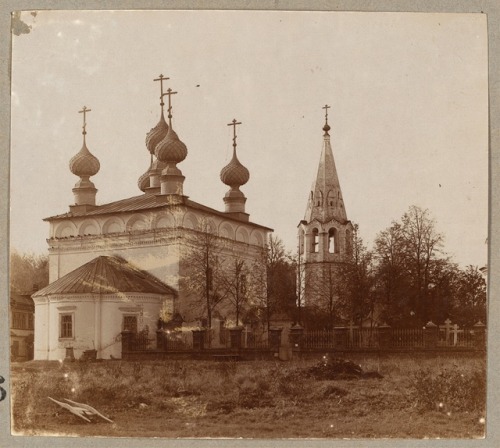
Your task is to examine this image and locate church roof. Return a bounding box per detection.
[44,194,272,230]
[32,256,175,297]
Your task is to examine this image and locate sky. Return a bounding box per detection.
[10,10,488,268]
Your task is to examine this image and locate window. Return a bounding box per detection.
[311,228,319,253]
[28,314,34,330]
[60,314,73,339]
[123,315,138,333]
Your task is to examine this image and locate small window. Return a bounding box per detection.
[60,314,74,339]
[123,315,138,333]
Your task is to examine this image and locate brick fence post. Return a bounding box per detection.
[156,330,165,351]
[473,321,486,350]
[229,326,244,350]
[424,321,438,349]
[289,324,304,352]
[192,329,205,351]
[378,323,391,349]
[121,330,132,354]
[269,327,282,352]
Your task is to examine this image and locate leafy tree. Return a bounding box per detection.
[451,265,487,326]
[10,250,49,294]
[373,206,449,326]
[336,224,376,327]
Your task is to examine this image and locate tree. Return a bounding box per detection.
[251,235,295,330]
[373,205,452,326]
[336,224,376,327]
[223,258,248,327]
[451,265,487,326]
[10,250,49,294]
[181,220,227,333]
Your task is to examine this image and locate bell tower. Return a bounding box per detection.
[297,105,353,314]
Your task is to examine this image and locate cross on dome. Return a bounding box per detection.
[322,104,331,135]
[78,106,92,137]
[154,74,170,111]
[161,88,178,126]
[227,118,242,149]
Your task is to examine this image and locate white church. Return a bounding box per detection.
[32,76,272,360]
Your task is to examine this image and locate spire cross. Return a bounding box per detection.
[322,104,330,124]
[154,74,170,110]
[161,88,178,126]
[227,119,242,149]
[78,106,91,136]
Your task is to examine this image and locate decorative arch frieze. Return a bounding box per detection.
[126,213,151,232]
[102,216,126,235]
[219,222,235,240]
[78,219,101,236]
[55,221,78,238]
[154,211,175,230]
[235,227,249,244]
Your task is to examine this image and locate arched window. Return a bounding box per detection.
[328,228,337,253]
[311,228,319,253]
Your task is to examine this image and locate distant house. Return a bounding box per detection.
[10,293,35,361]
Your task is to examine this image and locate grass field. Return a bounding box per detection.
[10,353,486,439]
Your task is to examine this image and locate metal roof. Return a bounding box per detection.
[44,194,273,231]
[32,256,176,297]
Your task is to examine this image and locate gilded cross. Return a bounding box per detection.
[78,106,91,135]
[154,74,170,109]
[227,119,242,148]
[161,88,178,125]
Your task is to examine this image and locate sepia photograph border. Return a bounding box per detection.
[1,1,499,447]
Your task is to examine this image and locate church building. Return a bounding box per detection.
[32,75,272,360]
[297,106,353,318]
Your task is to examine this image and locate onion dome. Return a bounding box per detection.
[145,112,169,155]
[155,126,188,164]
[69,140,100,177]
[220,149,249,188]
[138,167,150,192]
[137,159,166,192]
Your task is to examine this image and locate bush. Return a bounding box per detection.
[410,365,486,412]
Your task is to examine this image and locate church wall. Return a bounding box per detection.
[34,293,170,360]
[34,301,48,360]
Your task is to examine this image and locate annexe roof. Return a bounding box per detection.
[44,194,272,231]
[32,256,175,297]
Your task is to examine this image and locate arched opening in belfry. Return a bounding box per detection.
[311,228,319,253]
[328,228,338,253]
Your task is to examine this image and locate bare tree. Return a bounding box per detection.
[181,220,227,334]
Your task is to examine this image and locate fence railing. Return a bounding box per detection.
[121,320,486,357]
[297,321,485,351]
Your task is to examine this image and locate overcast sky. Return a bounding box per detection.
[10,10,488,268]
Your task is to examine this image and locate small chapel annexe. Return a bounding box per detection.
[33,75,272,361]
